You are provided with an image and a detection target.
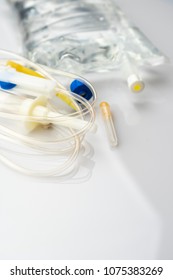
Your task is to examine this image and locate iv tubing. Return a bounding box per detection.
[0,49,96,177]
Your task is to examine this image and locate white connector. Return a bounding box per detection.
[127,73,145,93]
[20,96,97,132]
[0,66,56,95]
[122,56,145,93]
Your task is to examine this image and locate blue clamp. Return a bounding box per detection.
[0,81,16,90]
[70,80,93,101]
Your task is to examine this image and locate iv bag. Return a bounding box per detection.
[9,0,168,74]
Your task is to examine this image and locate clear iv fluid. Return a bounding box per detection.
[10,0,167,73]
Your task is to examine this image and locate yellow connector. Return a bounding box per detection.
[7,60,44,78]
[7,60,77,110]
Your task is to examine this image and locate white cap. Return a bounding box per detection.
[127,74,145,93]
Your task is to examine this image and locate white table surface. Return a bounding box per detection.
[0,0,173,260]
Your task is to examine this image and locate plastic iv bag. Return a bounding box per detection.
[9,0,167,73]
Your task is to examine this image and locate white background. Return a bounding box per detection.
[0,0,173,259]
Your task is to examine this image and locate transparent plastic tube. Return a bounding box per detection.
[100,101,118,148]
[0,49,96,177]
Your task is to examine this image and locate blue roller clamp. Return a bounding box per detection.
[70,79,93,101]
[0,81,16,90]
